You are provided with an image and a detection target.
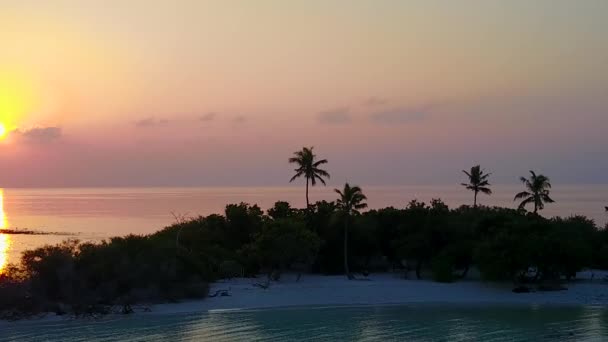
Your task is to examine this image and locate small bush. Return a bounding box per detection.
[431,254,454,283]
[218,260,243,279]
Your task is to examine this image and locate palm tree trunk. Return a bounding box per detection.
[534,196,538,213]
[344,218,352,280]
[305,178,310,208]
[415,260,422,279]
[473,191,478,208]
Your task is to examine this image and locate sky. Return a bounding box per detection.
[0,0,606,187]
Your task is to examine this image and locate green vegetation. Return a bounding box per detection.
[514,170,555,213]
[1,148,606,319]
[3,198,607,319]
[289,146,330,207]
[335,183,368,279]
[461,165,492,207]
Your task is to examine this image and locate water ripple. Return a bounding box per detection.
[2,305,608,341]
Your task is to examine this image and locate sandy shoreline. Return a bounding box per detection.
[2,272,607,325]
[148,272,608,316]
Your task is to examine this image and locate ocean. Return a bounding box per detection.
[1,185,607,271]
[2,304,607,341]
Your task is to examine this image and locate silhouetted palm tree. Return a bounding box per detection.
[289,147,330,207]
[335,183,367,280]
[461,165,492,207]
[514,171,555,213]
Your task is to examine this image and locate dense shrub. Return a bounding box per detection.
[1,200,607,319]
[431,254,455,283]
[248,219,320,277]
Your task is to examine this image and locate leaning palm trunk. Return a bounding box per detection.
[306,178,310,208]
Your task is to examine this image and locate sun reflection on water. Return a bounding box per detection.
[0,188,10,274]
[0,234,9,274]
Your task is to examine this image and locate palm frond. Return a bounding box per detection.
[335,183,367,214]
[352,195,366,203]
[537,200,545,211]
[350,185,362,193]
[314,169,330,178]
[313,159,328,167]
[518,197,533,210]
[290,147,330,189]
[289,171,303,182]
[315,175,327,185]
[479,187,492,195]
[515,170,554,212]
[354,203,368,210]
[541,194,555,203]
[514,191,531,201]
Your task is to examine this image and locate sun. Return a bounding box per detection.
[0,71,33,136]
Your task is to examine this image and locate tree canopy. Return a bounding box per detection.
[514,171,555,213]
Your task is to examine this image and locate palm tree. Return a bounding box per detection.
[514,170,555,213]
[461,165,492,207]
[289,147,330,207]
[335,183,367,280]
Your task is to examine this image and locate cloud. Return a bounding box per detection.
[134,117,169,127]
[317,107,352,124]
[233,115,246,123]
[369,108,428,124]
[11,127,63,144]
[362,96,388,107]
[200,112,216,122]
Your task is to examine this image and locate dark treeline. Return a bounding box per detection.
[1,147,607,319]
[2,199,608,319]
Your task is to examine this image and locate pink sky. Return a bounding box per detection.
[0,0,607,187]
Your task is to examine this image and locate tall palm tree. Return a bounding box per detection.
[289,147,330,207]
[461,165,492,207]
[514,170,555,213]
[335,183,367,280]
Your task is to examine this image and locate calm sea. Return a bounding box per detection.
[2,305,607,341]
[0,185,607,271]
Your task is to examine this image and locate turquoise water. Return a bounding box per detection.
[2,305,608,341]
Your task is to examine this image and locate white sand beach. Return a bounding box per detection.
[2,271,608,328]
[150,271,608,316]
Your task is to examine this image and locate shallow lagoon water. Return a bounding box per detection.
[2,305,608,341]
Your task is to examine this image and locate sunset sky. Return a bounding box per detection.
[0,0,606,187]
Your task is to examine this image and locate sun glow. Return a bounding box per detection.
[0,71,33,134]
[0,234,9,275]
